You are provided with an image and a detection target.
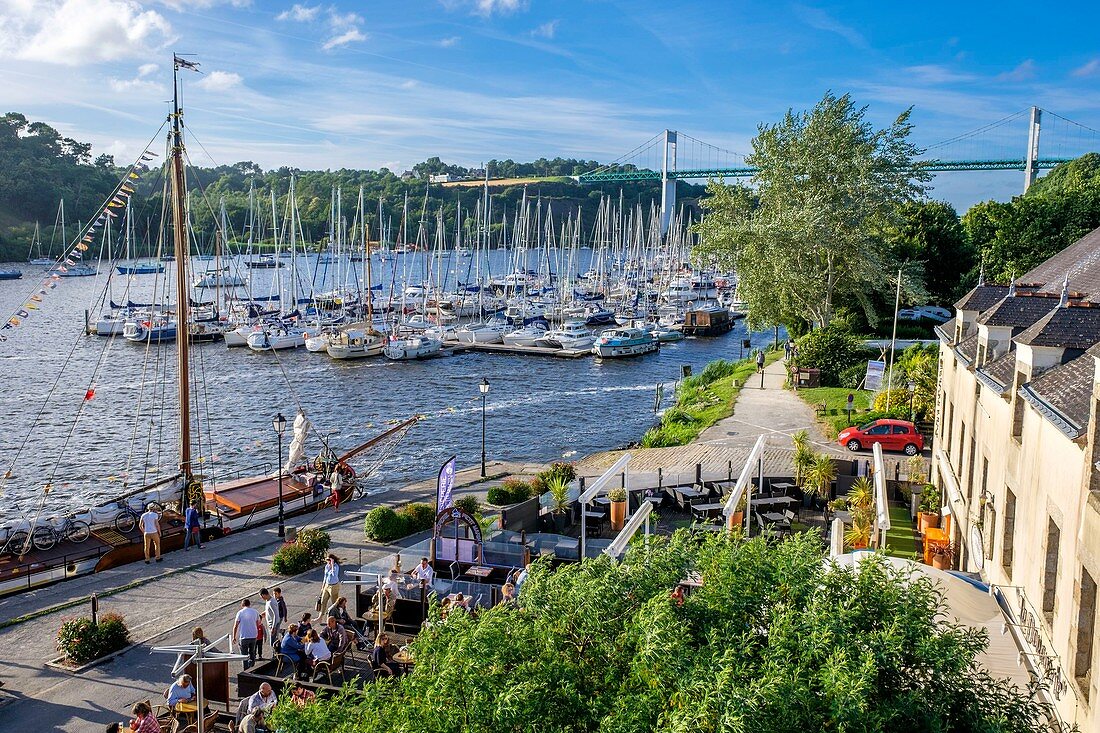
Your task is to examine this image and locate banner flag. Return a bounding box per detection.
[436,455,457,511]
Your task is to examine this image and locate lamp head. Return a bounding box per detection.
[908,381,916,391]
[479,378,490,395]
[273,412,287,435]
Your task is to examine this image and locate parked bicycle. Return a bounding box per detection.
[31,515,91,551]
[0,523,33,557]
[112,500,164,533]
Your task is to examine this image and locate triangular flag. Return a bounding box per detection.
[121,184,135,193]
[83,387,96,401]
[76,243,89,252]
[106,209,118,218]
[129,172,140,179]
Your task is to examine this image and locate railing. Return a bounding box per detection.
[0,543,113,595]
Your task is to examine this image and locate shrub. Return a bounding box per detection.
[794,326,872,386]
[364,506,407,542]
[839,363,866,389]
[57,613,130,665]
[455,495,481,517]
[507,481,531,503]
[296,528,331,564]
[488,478,533,506]
[486,486,512,506]
[271,542,315,575]
[697,359,739,386]
[398,502,436,533]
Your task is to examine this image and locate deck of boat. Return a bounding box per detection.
[444,340,591,358]
[205,473,315,516]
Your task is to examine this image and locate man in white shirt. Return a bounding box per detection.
[260,587,280,649]
[410,557,434,585]
[246,682,277,714]
[232,599,261,670]
[140,505,161,564]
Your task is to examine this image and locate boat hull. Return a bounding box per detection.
[593,340,659,358]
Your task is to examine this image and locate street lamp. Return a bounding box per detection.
[479,378,490,477]
[907,381,916,422]
[273,412,287,538]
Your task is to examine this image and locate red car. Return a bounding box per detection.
[837,418,924,456]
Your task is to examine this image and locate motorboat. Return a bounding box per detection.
[593,327,658,358]
[454,321,508,344]
[123,319,178,344]
[503,323,549,347]
[384,334,443,360]
[654,328,685,343]
[0,269,23,280]
[537,320,595,350]
[326,328,385,359]
[247,255,282,269]
[304,331,334,353]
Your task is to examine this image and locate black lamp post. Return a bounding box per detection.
[907,381,916,422]
[273,412,287,538]
[479,378,490,477]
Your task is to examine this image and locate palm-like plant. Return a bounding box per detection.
[847,476,874,512]
[548,476,571,515]
[804,453,837,501]
[791,430,815,487]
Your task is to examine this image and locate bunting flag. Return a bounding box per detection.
[56,266,68,273]
[24,303,38,311]
[30,295,42,303]
[8,317,22,326]
[121,184,135,193]
[111,196,124,204]
[63,258,76,266]
[129,172,140,179]
[83,386,96,402]
[82,235,92,242]
[108,201,123,208]
[76,243,89,252]
[105,209,118,218]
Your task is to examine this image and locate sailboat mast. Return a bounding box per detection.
[170,57,193,480]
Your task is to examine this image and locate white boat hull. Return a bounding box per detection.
[247,330,305,351]
[593,340,659,358]
[384,337,443,361]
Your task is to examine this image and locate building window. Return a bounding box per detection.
[966,436,977,504]
[1001,489,1016,578]
[1075,568,1097,700]
[957,424,967,475]
[1043,519,1062,622]
[1012,370,1026,439]
[947,402,954,455]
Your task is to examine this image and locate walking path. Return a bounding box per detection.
[0,460,539,732]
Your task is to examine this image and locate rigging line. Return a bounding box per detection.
[923,108,1030,151]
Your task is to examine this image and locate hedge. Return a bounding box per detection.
[57,613,129,665]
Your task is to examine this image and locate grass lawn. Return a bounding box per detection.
[793,386,874,438]
[641,351,784,447]
[882,504,920,560]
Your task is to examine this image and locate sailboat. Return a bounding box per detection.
[326,187,385,360]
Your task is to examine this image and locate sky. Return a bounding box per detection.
[1,0,1100,211]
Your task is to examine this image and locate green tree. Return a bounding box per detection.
[270,532,1052,733]
[887,200,974,304]
[693,92,930,331]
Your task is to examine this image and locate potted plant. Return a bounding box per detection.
[844,517,872,549]
[917,484,940,534]
[930,542,954,570]
[547,476,571,533]
[607,487,627,530]
[803,453,838,510]
[726,493,747,531]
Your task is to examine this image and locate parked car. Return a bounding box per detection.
[837,418,924,456]
[898,305,952,323]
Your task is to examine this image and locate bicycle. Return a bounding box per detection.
[0,524,32,557]
[31,515,92,551]
[113,500,164,533]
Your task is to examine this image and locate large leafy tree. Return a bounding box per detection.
[694,92,930,331]
[886,201,974,305]
[270,532,1051,733]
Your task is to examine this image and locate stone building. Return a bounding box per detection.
[933,226,1100,731]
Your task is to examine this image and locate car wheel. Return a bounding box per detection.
[903,443,919,456]
[846,439,861,452]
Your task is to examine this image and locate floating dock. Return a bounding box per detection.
[443,341,592,359]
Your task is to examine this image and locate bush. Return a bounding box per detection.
[507,481,531,503]
[696,359,739,386]
[398,502,436,533]
[794,326,872,386]
[364,506,407,542]
[57,613,130,665]
[531,462,577,494]
[271,542,315,575]
[296,528,331,564]
[486,486,511,506]
[454,495,481,517]
[839,364,866,389]
[488,478,534,506]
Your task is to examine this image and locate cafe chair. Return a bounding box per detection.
[174,710,218,733]
[313,650,346,685]
[274,652,297,679]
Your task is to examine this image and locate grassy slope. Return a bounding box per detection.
[792,386,874,438]
[641,351,783,448]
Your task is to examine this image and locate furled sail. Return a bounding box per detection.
[285,410,310,472]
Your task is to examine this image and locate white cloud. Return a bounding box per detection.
[109,63,167,94]
[276,3,321,22]
[904,65,975,85]
[138,62,159,77]
[792,4,867,49]
[997,59,1036,83]
[531,20,558,39]
[155,0,250,8]
[1072,59,1100,78]
[323,8,366,50]
[439,36,460,48]
[0,0,173,66]
[196,69,242,91]
[475,0,525,15]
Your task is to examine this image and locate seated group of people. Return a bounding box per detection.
[277,611,354,678]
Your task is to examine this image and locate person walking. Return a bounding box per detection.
[756,350,765,372]
[273,587,288,632]
[260,587,281,652]
[320,554,341,611]
[140,504,161,564]
[233,599,261,670]
[183,501,202,551]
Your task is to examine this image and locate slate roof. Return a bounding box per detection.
[976,293,1060,329]
[1022,226,1100,302]
[1021,352,1096,438]
[954,333,978,365]
[976,351,1017,394]
[955,284,1011,312]
[1015,304,1100,349]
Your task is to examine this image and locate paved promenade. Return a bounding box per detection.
[0,461,536,732]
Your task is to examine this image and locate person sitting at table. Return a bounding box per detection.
[500,582,517,607]
[279,623,308,676]
[328,598,369,648]
[383,570,403,599]
[410,557,434,585]
[319,615,348,654]
[438,596,452,620]
[370,633,401,677]
[239,708,265,733]
[164,673,195,725]
[245,682,278,714]
[305,629,332,665]
[453,592,469,610]
[372,586,396,619]
[128,702,160,733]
[298,612,314,637]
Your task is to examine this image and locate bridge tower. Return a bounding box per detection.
[660,129,677,237]
[1024,106,1042,192]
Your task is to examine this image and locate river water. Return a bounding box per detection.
[0,251,776,523]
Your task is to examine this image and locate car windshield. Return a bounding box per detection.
[857,421,878,431]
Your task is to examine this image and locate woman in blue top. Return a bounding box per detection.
[279,623,308,676]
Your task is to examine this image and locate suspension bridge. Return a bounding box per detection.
[575,107,1100,234]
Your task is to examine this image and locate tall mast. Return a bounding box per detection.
[171,56,193,481]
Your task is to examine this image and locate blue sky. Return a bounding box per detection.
[2,0,1099,210]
